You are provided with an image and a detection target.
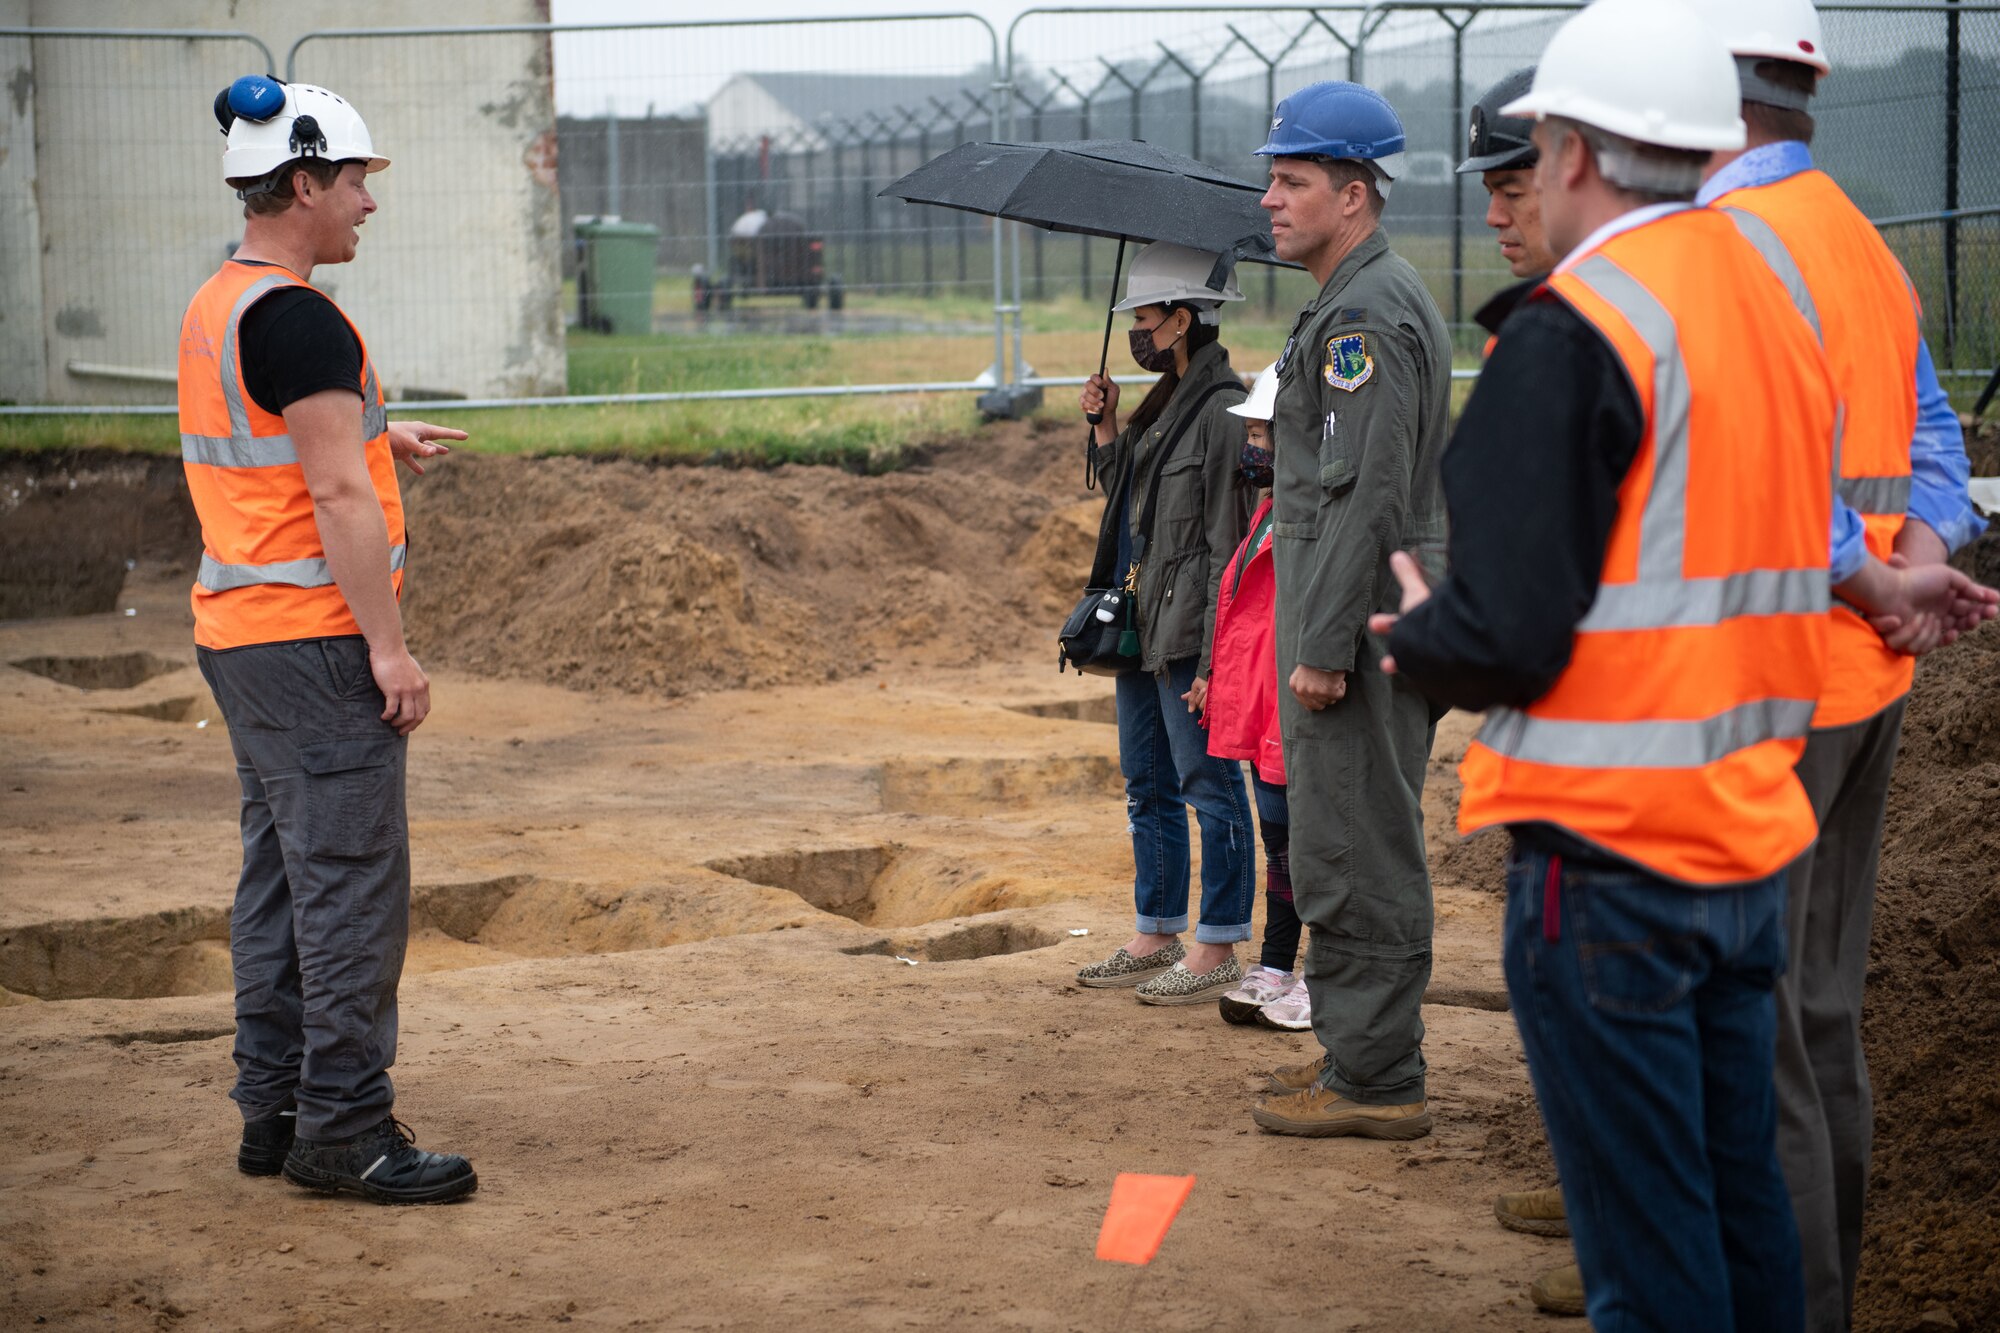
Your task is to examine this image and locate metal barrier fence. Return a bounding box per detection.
[283,14,1006,407]
[2,5,1996,412]
[0,27,276,408]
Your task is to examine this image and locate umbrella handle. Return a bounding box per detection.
[1085,238,1128,427]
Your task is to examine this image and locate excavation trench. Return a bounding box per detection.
[879,754,1120,816]
[11,652,186,691]
[1004,697,1118,725]
[0,854,1063,1002]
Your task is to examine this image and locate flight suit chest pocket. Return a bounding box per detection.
[1318,410,1356,495]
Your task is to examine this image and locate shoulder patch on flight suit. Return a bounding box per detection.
[1324,333,1374,392]
[1338,307,1368,323]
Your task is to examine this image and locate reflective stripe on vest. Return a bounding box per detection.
[1478,696,1818,770]
[1838,474,1912,516]
[1723,207,1820,341]
[198,543,407,594]
[1477,250,1827,773]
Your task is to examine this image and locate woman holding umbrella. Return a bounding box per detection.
[1074,242,1258,1006]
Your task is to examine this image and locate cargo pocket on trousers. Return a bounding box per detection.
[299,736,404,862]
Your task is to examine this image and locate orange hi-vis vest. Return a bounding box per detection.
[1457,208,1837,886]
[177,261,403,651]
[1713,169,1922,728]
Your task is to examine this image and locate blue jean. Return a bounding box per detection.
[1115,656,1254,943]
[1503,841,1804,1333]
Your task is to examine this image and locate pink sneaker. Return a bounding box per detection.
[1255,973,1312,1032]
[1218,966,1294,1026]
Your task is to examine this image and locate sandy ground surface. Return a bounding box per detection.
[9,425,1995,1332]
[0,561,1562,1332]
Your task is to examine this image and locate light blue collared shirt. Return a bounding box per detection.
[1699,142,1984,581]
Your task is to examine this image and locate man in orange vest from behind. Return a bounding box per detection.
[180,76,474,1204]
[1684,3,1996,1326]
[1367,1,1991,1325]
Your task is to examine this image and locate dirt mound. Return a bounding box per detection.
[399,422,1095,695]
[1858,626,2000,1331]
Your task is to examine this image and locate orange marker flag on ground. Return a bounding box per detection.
[1095,1172,1197,1265]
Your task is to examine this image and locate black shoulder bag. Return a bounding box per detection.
[1058,381,1237,675]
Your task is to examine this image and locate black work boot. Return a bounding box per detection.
[282,1117,478,1205]
[238,1104,298,1176]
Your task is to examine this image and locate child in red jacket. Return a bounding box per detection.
[1198,363,1307,1031]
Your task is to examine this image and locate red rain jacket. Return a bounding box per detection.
[1203,497,1284,786]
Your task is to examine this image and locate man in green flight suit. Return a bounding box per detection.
[1248,81,1452,1140]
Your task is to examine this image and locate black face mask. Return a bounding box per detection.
[1129,320,1183,374]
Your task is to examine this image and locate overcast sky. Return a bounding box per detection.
[543,0,1392,116]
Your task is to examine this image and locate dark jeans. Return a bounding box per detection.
[1251,775,1300,973]
[1780,700,1906,1333]
[1503,841,1804,1333]
[198,637,410,1142]
[1115,656,1254,944]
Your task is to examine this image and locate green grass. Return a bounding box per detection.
[11,248,1998,465]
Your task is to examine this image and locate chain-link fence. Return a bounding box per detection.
[2,5,1996,411]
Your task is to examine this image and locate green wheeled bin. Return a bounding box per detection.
[574,218,661,335]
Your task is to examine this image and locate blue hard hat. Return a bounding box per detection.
[1255,81,1406,168]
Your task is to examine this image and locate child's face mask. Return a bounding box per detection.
[1239,421,1273,488]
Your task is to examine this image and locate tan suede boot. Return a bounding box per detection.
[1530,1263,1586,1318]
[1494,1185,1570,1238]
[1250,1084,1433,1140]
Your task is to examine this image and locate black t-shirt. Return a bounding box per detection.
[234,263,364,417]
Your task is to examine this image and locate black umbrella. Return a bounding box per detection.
[881,139,1284,423]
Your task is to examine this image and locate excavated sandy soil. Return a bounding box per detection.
[0,425,1990,1331]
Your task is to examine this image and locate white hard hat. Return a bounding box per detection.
[1501,0,1746,154]
[220,78,388,185]
[1227,362,1279,422]
[1111,242,1245,323]
[1678,0,1829,110]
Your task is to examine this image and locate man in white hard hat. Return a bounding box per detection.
[178,75,475,1204]
[1369,2,1994,1324]
[1681,3,1995,1326]
[1364,1,1834,1323]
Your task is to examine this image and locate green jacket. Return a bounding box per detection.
[1271,229,1451,675]
[1095,339,1250,676]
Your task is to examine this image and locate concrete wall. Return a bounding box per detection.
[0,0,45,405]
[10,0,563,405]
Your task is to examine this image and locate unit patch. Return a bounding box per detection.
[1323,333,1373,391]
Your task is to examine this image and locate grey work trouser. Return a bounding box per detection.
[1277,650,1440,1106]
[197,637,410,1142]
[1778,698,1906,1333]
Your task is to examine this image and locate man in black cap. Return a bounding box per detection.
[1459,68,1558,351]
